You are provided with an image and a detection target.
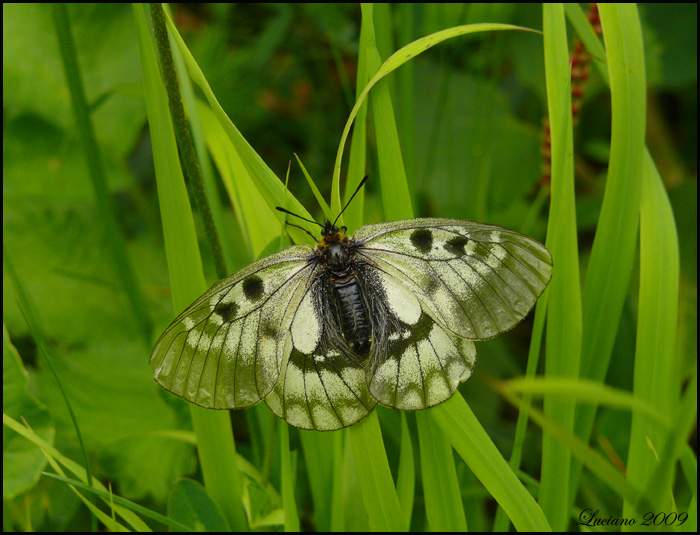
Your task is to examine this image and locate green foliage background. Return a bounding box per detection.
[3,3,696,531]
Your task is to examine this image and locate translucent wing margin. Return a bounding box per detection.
[150,245,318,409]
[354,218,552,340]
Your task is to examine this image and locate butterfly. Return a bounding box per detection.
[150,178,552,430]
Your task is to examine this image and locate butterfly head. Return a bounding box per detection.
[275,175,368,246]
[320,221,340,237]
[318,221,349,247]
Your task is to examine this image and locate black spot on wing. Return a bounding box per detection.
[261,318,278,339]
[214,301,238,323]
[410,228,433,254]
[423,274,440,294]
[242,275,264,301]
[444,235,469,257]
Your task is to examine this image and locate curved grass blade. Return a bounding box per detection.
[331,22,538,208]
[540,4,581,530]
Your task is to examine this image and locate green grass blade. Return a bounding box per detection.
[330,432,348,531]
[294,154,332,222]
[279,422,300,532]
[44,472,191,531]
[500,377,669,429]
[133,5,247,530]
[299,431,334,532]
[332,21,538,204]
[540,4,581,530]
[197,101,283,256]
[349,412,404,532]
[149,3,227,279]
[492,288,549,532]
[396,414,415,530]
[396,3,417,198]
[573,4,647,471]
[43,471,128,532]
[361,4,412,221]
[633,370,696,518]
[169,7,233,268]
[133,3,205,305]
[430,394,551,531]
[624,147,681,518]
[162,8,314,245]
[563,3,608,83]
[497,388,644,507]
[342,6,371,232]
[416,412,467,531]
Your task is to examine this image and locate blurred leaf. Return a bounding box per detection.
[414,62,541,223]
[3,4,146,156]
[34,336,196,501]
[641,4,697,88]
[168,478,230,532]
[3,325,55,498]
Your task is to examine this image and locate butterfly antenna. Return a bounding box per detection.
[284,221,319,242]
[333,175,368,226]
[275,206,324,228]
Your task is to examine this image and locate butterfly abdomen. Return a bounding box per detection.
[331,272,372,356]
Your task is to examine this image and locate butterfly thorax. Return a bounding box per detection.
[317,222,351,271]
[317,225,372,356]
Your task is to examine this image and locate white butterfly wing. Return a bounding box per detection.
[151,217,552,427]
[354,218,552,341]
[150,245,318,409]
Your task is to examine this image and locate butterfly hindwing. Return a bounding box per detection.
[355,265,477,410]
[265,275,377,430]
[368,308,476,410]
[150,245,318,409]
[354,218,552,340]
[266,345,378,431]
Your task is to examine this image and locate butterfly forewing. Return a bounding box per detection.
[150,245,318,409]
[354,218,552,340]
